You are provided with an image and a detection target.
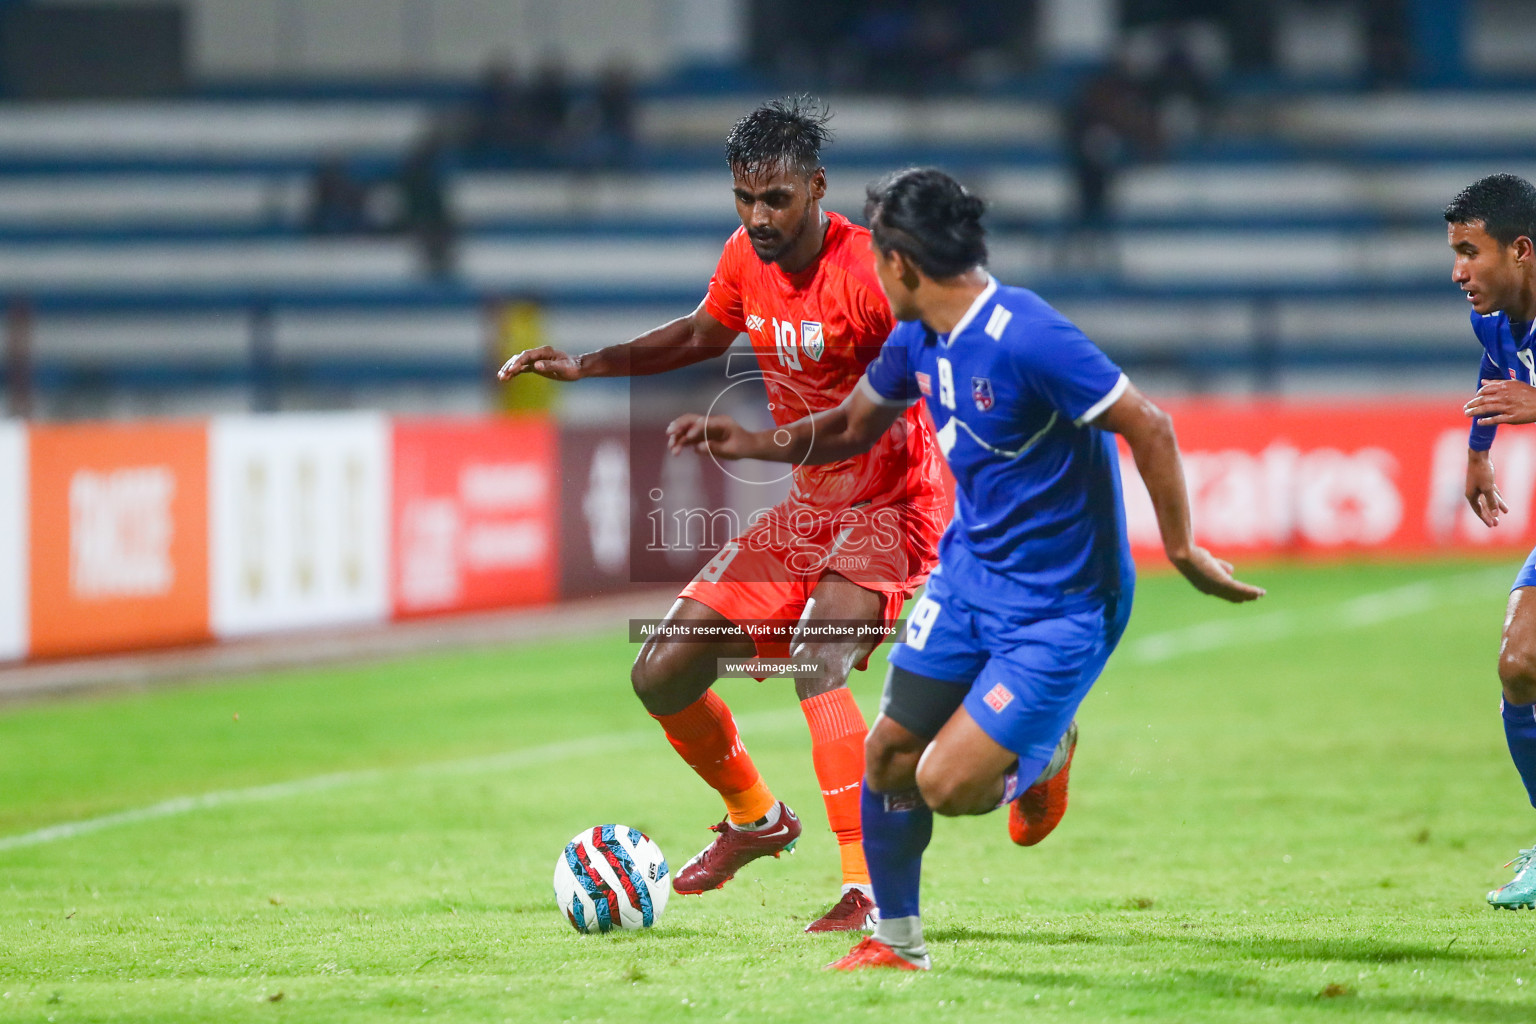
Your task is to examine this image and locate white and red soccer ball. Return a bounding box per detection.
[553,825,670,933]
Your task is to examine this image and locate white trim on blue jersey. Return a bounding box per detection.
[938,275,998,347]
[937,409,1060,460]
[1075,372,1129,426]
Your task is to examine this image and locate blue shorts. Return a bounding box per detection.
[887,566,1132,784]
[1516,546,1536,591]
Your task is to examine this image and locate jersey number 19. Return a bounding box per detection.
[773,318,801,372]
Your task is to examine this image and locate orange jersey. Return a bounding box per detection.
[704,210,946,514]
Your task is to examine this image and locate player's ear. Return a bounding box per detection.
[1516,235,1535,265]
[808,167,827,201]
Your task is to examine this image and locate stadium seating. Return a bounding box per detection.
[2,89,1533,414]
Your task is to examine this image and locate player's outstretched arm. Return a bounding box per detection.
[1094,381,1265,603]
[666,374,903,464]
[496,301,738,382]
[1465,447,1509,528]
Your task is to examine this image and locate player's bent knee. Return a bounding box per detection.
[791,665,850,703]
[628,653,666,710]
[915,777,973,817]
[914,761,988,817]
[788,641,855,694]
[864,722,922,792]
[863,730,903,786]
[1499,645,1536,704]
[629,642,704,715]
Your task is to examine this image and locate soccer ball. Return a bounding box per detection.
[553,825,670,933]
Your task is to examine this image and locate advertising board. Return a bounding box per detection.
[0,421,25,661]
[29,421,209,657]
[1120,402,1536,559]
[209,414,390,637]
[393,417,557,616]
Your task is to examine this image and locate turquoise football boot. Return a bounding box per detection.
[1487,846,1536,909]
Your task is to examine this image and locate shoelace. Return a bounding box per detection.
[1504,847,1536,873]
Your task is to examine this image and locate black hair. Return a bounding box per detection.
[1445,173,1536,247]
[864,167,987,279]
[724,95,831,179]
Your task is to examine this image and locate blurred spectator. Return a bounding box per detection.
[595,62,636,166]
[1062,57,1158,270]
[306,157,371,235]
[1146,25,1219,146]
[849,2,964,93]
[849,4,916,89]
[1364,0,1411,89]
[757,0,1026,93]
[526,57,573,163]
[1215,0,1276,73]
[464,56,531,163]
[910,5,965,90]
[567,60,637,170]
[460,53,636,172]
[398,133,454,279]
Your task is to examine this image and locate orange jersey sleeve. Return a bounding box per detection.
[703,232,750,333]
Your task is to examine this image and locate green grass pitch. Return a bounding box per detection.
[3,559,1536,1022]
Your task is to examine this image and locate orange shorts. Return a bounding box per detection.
[678,500,942,666]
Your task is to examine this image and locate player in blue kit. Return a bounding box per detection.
[1447,173,1536,909]
[667,167,1264,969]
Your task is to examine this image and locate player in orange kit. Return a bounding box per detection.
[498,97,947,932]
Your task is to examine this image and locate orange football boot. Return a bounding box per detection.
[1009,721,1077,846]
[826,937,930,971]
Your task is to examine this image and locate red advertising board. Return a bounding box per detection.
[392,417,558,616]
[1121,401,1536,560]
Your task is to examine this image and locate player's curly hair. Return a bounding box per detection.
[724,95,831,178]
[865,167,988,280]
[1445,173,1536,247]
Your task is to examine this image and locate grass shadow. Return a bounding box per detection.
[950,964,1532,1024]
[925,922,1511,965]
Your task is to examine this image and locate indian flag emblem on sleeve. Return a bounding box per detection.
[800,321,824,361]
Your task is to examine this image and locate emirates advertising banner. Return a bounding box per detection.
[1119,401,1536,560]
[209,413,390,637]
[0,421,25,661]
[392,417,557,616]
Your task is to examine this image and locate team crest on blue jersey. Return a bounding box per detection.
[971,376,994,412]
[915,371,932,396]
[801,321,824,361]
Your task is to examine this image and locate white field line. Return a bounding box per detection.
[1123,566,1510,665]
[0,709,803,855]
[0,567,1513,854]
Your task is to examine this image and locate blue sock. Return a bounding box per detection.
[1502,699,1536,810]
[860,778,932,920]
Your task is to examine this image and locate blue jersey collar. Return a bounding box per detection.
[937,274,998,347]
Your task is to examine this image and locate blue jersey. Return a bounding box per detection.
[861,277,1134,612]
[1469,309,1536,451]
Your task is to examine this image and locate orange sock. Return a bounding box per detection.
[653,690,776,825]
[801,688,871,887]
